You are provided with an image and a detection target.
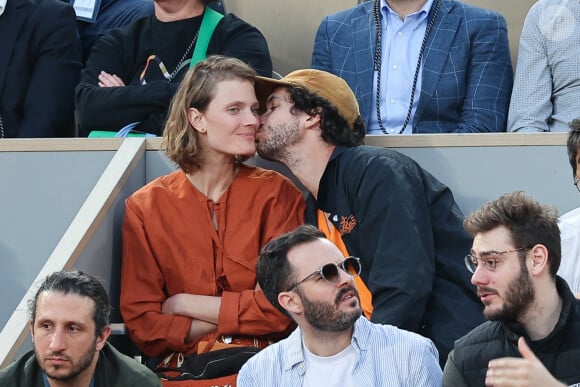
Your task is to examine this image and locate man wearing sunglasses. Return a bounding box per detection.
[442,191,580,387]
[238,225,442,386]
[254,68,483,366]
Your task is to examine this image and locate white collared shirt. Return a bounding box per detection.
[0,0,7,17]
[368,0,434,135]
[238,316,442,386]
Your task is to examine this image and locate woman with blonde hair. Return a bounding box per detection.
[120,56,305,371]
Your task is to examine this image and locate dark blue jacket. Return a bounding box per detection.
[312,0,513,133]
[0,0,81,138]
[306,145,484,365]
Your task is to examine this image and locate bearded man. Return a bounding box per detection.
[0,270,160,387]
[237,225,441,386]
[443,191,580,387]
[253,69,483,366]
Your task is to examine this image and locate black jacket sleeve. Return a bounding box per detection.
[348,155,436,331]
[4,0,81,138]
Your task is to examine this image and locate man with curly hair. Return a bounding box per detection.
[254,69,483,365]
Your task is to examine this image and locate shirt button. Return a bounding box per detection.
[392,64,399,70]
[390,98,396,104]
[398,31,403,36]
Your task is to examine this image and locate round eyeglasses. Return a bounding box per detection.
[464,248,529,273]
[289,256,361,290]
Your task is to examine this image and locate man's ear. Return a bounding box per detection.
[278,291,303,316]
[96,326,112,351]
[29,320,34,340]
[529,244,549,276]
[303,109,322,129]
[187,108,207,133]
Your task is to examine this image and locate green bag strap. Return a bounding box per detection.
[190,7,224,68]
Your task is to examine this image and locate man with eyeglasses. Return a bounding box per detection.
[238,225,442,386]
[442,191,580,387]
[558,119,580,296]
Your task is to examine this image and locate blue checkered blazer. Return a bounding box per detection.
[311,0,513,133]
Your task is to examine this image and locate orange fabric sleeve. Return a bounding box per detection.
[121,198,196,357]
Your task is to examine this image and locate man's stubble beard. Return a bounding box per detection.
[37,339,97,383]
[297,286,362,332]
[256,117,301,165]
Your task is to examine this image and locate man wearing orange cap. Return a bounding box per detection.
[254,69,483,366]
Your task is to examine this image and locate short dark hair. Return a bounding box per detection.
[29,270,112,336]
[464,191,561,277]
[567,119,580,177]
[256,225,325,315]
[287,87,365,148]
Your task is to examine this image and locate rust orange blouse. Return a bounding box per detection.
[120,166,305,357]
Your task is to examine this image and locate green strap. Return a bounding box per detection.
[190,7,224,68]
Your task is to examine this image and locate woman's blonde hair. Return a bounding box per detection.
[161,55,258,173]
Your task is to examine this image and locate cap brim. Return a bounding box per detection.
[254,76,295,112]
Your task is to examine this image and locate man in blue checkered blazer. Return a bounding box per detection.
[312,0,513,134]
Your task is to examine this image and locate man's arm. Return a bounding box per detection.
[443,350,470,387]
[209,13,272,77]
[237,360,259,387]
[507,6,552,133]
[456,12,513,133]
[311,16,332,72]
[18,1,81,137]
[349,155,435,331]
[410,339,443,386]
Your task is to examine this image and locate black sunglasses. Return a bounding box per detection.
[289,256,361,290]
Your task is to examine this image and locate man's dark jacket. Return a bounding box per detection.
[0,342,161,386]
[0,0,81,138]
[306,145,483,365]
[443,277,580,386]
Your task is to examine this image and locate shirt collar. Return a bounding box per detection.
[283,315,371,371]
[0,0,7,17]
[351,315,370,351]
[381,0,434,20]
[283,326,306,371]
